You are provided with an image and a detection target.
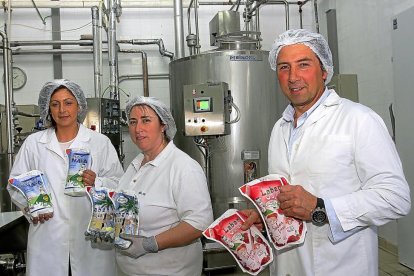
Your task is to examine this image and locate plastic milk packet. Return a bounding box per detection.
[112,191,139,249]
[203,209,273,275]
[239,174,307,250]
[65,149,91,196]
[85,186,115,243]
[8,170,53,219]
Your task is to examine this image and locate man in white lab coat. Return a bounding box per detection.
[244,29,411,276]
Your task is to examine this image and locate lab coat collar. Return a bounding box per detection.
[39,124,92,158]
[280,88,341,127]
[130,141,175,170]
[38,124,90,143]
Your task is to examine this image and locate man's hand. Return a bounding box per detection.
[116,234,158,259]
[240,209,264,231]
[277,185,317,221]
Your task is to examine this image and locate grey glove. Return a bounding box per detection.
[116,234,159,259]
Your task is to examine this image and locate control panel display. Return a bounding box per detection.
[183,82,230,136]
[194,97,212,112]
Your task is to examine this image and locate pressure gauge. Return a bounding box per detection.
[11,67,27,90]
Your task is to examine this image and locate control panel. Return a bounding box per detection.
[83,98,121,147]
[183,82,230,136]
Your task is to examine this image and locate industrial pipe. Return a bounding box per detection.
[11,40,94,46]
[118,39,173,60]
[119,73,169,82]
[0,31,14,202]
[12,49,96,54]
[264,0,290,30]
[314,0,319,33]
[174,0,185,59]
[1,0,193,8]
[119,49,149,97]
[92,6,103,97]
[108,0,119,99]
[187,0,200,54]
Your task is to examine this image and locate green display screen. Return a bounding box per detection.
[198,100,209,110]
[194,97,212,112]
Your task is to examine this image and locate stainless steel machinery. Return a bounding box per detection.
[170,41,286,273]
[170,46,285,218]
[83,98,122,155]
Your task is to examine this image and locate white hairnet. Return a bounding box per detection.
[268,29,334,84]
[38,79,87,125]
[126,96,177,141]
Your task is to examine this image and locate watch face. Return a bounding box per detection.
[12,67,27,90]
[312,208,327,224]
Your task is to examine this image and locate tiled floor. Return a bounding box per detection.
[203,247,414,276]
[379,248,414,276]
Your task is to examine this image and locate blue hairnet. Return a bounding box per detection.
[38,79,87,126]
[126,96,177,140]
[268,29,334,84]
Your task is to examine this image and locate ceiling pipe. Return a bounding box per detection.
[2,0,193,8]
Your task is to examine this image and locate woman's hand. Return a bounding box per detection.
[32,212,54,225]
[82,169,96,187]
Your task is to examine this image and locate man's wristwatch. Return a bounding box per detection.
[311,197,327,225]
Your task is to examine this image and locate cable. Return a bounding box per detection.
[227,101,241,124]
[10,22,92,33]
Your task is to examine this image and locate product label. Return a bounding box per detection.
[85,187,115,242]
[239,174,306,250]
[112,191,139,249]
[8,170,53,218]
[65,149,90,196]
[203,209,273,275]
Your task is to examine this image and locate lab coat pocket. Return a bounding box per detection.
[305,135,353,175]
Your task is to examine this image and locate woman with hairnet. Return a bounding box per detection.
[7,79,124,276]
[115,96,213,276]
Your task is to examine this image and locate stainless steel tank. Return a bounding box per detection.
[169,46,287,217]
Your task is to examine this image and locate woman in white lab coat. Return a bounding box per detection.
[115,96,213,276]
[7,79,124,276]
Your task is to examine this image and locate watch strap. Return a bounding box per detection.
[316,197,325,210]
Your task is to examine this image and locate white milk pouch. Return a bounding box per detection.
[203,209,273,275]
[239,174,307,250]
[8,170,53,219]
[65,148,91,196]
[112,191,139,249]
[85,186,115,243]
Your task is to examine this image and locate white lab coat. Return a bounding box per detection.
[268,90,411,276]
[8,124,124,276]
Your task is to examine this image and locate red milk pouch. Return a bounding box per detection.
[239,174,307,250]
[203,209,273,275]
